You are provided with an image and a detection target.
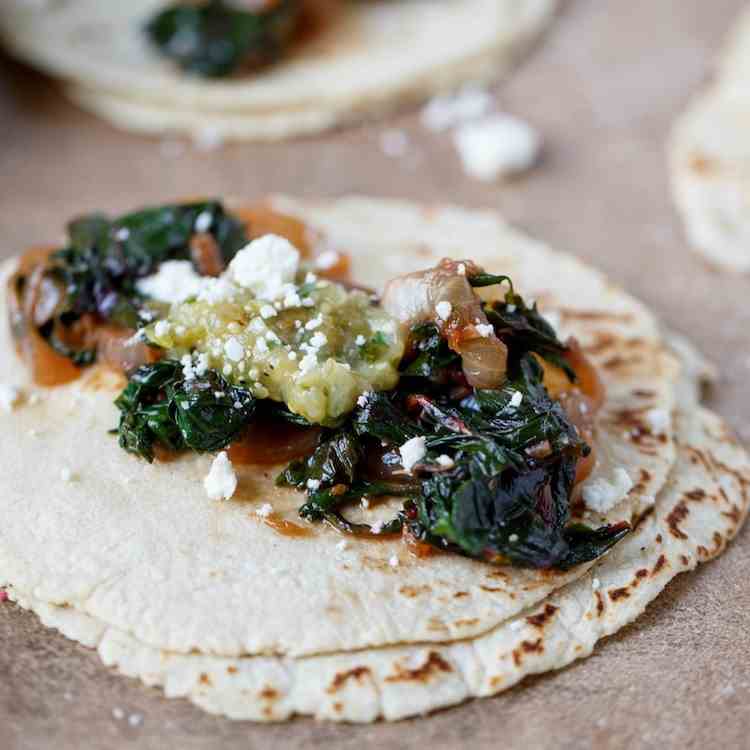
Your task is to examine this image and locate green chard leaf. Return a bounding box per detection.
[145,0,301,78]
[115,360,256,462]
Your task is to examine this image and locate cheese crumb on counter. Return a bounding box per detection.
[453,114,541,182]
[0,384,23,413]
[399,436,427,473]
[581,467,633,514]
[421,85,493,131]
[204,452,237,501]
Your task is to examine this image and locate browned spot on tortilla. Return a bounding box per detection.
[632,505,655,531]
[479,585,505,594]
[697,545,709,558]
[713,531,723,547]
[227,666,238,675]
[686,447,712,472]
[559,309,634,323]
[512,639,544,667]
[666,500,690,540]
[655,533,663,544]
[633,389,656,399]
[525,603,558,629]
[259,687,279,700]
[333,702,343,713]
[595,591,605,616]
[486,570,510,581]
[685,488,706,502]
[575,644,584,653]
[262,707,273,718]
[635,568,649,579]
[453,591,470,599]
[582,332,617,355]
[455,618,480,627]
[641,468,652,483]
[384,652,453,683]
[609,586,630,601]
[689,153,717,175]
[427,617,449,632]
[680,554,689,566]
[327,666,371,694]
[199,673,212,686]
[399,584,432,598]
[490,675,504,688]
[653,554,668,574]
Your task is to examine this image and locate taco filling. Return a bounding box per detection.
[145,0,310,78]
[7,200,628,570]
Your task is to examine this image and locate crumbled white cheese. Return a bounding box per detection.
[592,578,601,591]
[475,323,494,337]
[457,263,467,276]
[305,314,323,331]
[355,334,367,347]
[197,277,237,304]
[506,304,517,314]
[114,227,130,241]
[306,478,321,491]
[453,114,541,182]
[436,454,455,468]
[204,452,237,501]
[388,555,400,568]
[421,84,493,131]
[508,391,523,409]
[314,250,340,270]
[582,467,634,513]
[259,304,276,320]
[112,707,125,721]
[309,331,328,348]
[371,520,386,535]
[298,352,318,375]
[379,129,410,158]
[361,498,370,510]
[256,503,273,518]
[0,384,22,413]
[357,392,371,408]
[136,260,203,304]
[508,534,519,543]
[224,337,245,363]
[645,408,670,435]
[228,234,299,301]
[194,210,213,233]
[399,436,427,473]
[127,713,143,728]
[335,539,349,552]
[435,301,453,321]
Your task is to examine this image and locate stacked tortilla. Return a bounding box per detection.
[670,5,750,272]
[1,197,747,721]
[0,0,556,141]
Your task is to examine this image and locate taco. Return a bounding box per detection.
[1,196,746,721]
[0,0,556,141]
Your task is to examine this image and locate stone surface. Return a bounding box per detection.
[1,1,749,748]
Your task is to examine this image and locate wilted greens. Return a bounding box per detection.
[111,271,628,570]
[13,201,247,366]
[145,0,301,78]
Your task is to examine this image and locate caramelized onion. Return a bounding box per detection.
[94,325,162,374]
[382,258,508,388]
[190,232,225,277]
[228,419,322,465]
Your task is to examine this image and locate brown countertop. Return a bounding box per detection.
[1,1,749,748]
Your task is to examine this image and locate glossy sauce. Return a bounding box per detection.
[264,514,316,538]
[228,418,322,465]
